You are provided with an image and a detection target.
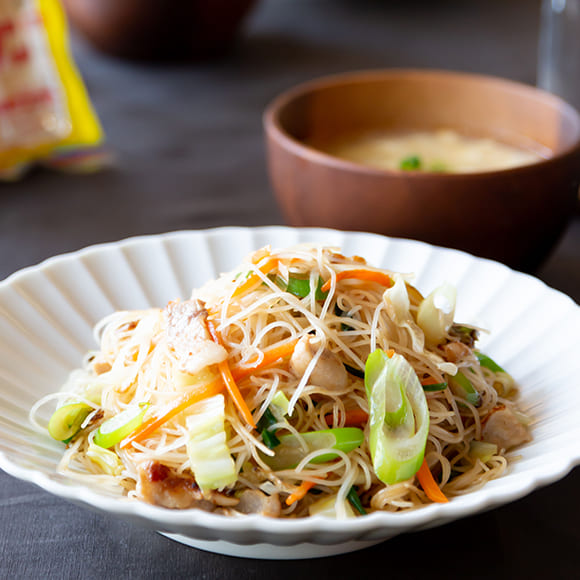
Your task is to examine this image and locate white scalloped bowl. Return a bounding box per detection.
[1,227,580,559]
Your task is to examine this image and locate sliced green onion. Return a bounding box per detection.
[449,371,481,407]
[347,486,367,515]
[475,352,506,374]
[365,349,429,485]
[48,402,93,443]
[475,353,516,396]
[400,155,422,171]
[93,403,149,448]
[384,379,412,428]
[262,427,364,471]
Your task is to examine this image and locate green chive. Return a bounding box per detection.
[257,407,281,449]
[344,363,365,379]
[347,486,367,515]
[422,381,448,392]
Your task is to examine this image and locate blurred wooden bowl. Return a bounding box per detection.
[264,69,580,271]
[63,0,258,61]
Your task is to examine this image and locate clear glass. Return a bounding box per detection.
[538,0,580,109]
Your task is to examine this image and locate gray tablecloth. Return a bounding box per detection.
[2,1,579,577]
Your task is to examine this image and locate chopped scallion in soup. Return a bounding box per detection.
[314,129,547,173]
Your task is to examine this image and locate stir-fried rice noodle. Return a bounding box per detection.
[31,245,530,517]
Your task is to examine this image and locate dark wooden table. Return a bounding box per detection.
[2,1,579,577]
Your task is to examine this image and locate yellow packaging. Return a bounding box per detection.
[0,0,106,179]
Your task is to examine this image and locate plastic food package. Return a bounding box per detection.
[0,0,107,179]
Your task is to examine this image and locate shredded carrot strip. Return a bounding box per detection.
[207,321,256,429]
[416,458,449,503]
[121,336,299,448]
[325,408,369,427]
[120,378,225,449]
[320,269,394,294]
[286,479,318,506]
[385,348,395,358]
[232,337,300,382]
[232,257,278,298]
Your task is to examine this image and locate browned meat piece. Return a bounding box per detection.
[289,335,348,391]
[164,299,227,374]
[235,489,281,517]
[482,407,531,451]
[440,340,472,363]
[136,461,240,511]
[136,461,211,510]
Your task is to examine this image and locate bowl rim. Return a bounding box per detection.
[263,67,580,179]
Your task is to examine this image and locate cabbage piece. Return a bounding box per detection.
[383,274,425,353]
[86,442,123,476]
[469,440,498,463]
[309,494,356,518]
[270,391,290,419]
[186,394,237,493]
[417,282,457,344]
